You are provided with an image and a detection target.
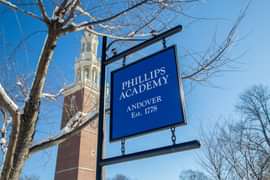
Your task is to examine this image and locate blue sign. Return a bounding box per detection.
[110,46,186,142]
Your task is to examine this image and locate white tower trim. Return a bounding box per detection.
[64,31,101,97]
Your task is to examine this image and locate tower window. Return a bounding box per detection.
[93,42,97,54]
[84,67,90,80]
[77,68,81,81]
[81,43,85,52]
[92,67,97,83]
[87,42,91,52]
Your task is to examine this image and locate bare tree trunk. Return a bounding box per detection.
[0,26,59,180]
[1,112,20,180]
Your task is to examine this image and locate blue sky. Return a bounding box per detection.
[1,0,270,179]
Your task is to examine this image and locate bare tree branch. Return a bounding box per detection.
[0,0,44,22]
[62,0,149,33]
[0,108,9,152]
[16,77,29,98]
[41,88,64,101]
[182,2,249,82]
[37,0,49,24]
[1,111,20,180]
[62,0,80,26]
[29,108,110,154]
[62,24,154,39]
[201,85,270,180]
[0,83,19,116]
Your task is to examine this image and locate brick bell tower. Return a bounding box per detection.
[55,31,100,180]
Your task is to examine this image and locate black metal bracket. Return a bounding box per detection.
[100,140,200,166]
[162,38,167,49]
[104,25,182,66]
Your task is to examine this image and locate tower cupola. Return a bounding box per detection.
[74,31,100,90]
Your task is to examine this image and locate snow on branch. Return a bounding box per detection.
[0,83,19,115]
[62,23,153,40]
[84,27,151,40]
[16,77,64,102]
[62,0,148,33]
[0,0,44,22]
[29,108,109,154]
[0,83,19,154]
[16,77,29,98]
[0,108,10,152]
[29,111,95,154]
[41,88,64,101]
[75,5,122,30]
[81,0,148,26]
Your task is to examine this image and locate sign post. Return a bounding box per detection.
[96,36,107,180]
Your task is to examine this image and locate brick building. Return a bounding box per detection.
[54,31,100,180]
